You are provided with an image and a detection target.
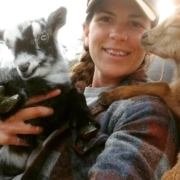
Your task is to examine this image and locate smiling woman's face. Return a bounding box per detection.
[83,0,151,87]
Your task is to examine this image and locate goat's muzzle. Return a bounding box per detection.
[18,63,30,73]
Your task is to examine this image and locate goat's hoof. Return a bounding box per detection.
[79,124,98,139]
[0,94,21,113]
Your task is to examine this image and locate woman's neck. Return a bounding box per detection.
[92,75,123,88]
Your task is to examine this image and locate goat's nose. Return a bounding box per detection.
[18,63,30,72]
[142,32,149,39]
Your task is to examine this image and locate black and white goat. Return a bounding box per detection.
[0,7,99,179]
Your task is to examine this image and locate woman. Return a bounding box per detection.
[0,0,179,179]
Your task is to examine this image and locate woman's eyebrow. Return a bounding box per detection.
[98,10,116,17]
[128,14,146,20]
[98,11,145,20]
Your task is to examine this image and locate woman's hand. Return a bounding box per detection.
[0,89,61,146]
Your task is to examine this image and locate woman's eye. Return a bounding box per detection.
[130,21,142,28]
[100,16,112,22]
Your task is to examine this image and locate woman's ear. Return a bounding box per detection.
[83,23,89,47]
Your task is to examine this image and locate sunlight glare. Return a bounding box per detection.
[157,0,175,23]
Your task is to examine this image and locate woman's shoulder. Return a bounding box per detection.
[104,95,176,132]
[108,94,168,113]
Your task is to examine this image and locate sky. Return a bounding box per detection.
[0,0,176,62]
[0,0,87,60]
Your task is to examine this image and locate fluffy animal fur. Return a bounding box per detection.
[99,7,180,180]
[0,7,99,179]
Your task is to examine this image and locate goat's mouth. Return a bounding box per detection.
[19,67,38,80]
[141,41,154,47]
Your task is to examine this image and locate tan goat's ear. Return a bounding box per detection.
[0,30,5,41]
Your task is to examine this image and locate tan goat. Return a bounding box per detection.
[99,7,180,180]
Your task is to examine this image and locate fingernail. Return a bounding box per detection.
[54,89,61,95]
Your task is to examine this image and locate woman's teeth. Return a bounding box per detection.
[107,49,127,56]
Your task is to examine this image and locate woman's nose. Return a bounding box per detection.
[109,25,128,41]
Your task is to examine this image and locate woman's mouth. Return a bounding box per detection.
[105,49,129,56]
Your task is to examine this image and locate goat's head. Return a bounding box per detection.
[0,7,67,80]
[141,7,180,62]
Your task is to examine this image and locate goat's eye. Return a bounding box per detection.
[40,34,49,43]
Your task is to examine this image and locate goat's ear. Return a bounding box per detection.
[47,7,67,37]
[0,30,5,41]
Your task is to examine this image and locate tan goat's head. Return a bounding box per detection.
[141,7,180,62]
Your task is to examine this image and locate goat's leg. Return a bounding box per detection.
[161,152,180,180]
[99,82,180,118]
[99,82,171,104]
[68,88,100,139]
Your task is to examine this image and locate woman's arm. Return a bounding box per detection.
[0,89,61,146]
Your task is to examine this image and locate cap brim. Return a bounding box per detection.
[134,0,156,21]
[87,0,157,22]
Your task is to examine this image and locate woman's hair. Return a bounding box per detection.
[71,1,152,92]
[71,47,94,92]
[71,10,97,92]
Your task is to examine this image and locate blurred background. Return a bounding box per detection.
[0,0,178,82]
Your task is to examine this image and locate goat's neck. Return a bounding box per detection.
[44,72,71,85]
[43,60,71,85]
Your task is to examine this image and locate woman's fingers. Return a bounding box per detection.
[2,120,44,135]
[1,133,30,146]
[0,106,54,146]
[2,106,54,134]
[26,89,61,105]
[12,106,54,121]
[0,89,60,146]
[4,136,29,146]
